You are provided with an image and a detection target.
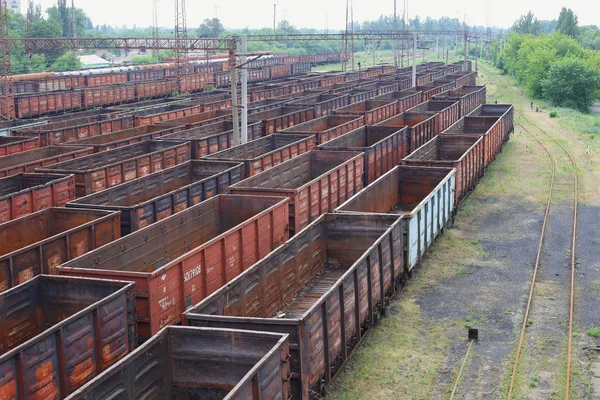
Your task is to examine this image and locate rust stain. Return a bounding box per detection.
[34,360,57,398]
[69,357,95,388]
[0,380,17,400]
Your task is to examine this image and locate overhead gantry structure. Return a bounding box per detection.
[0,19,477,127]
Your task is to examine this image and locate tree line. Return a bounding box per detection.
[495,8,600,112]
[200,16,501,56]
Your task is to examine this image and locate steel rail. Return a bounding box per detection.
[487,67,578,398]
[507,110,578,399]
[507,114,556,398]
[516,111,578,400]
[449,339,475,400]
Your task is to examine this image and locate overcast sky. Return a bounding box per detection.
[18,0,599,31]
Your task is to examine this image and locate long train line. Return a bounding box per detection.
[449,68,579,399]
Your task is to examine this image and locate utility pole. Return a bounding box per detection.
[350,0,355,71]
[486,27,491,60]
[174,0,188,93]
[372,43,376,67]
[393,0,398,67]
[152,0,159,56]
[273,3,277,31]
[401,0,407,68]
[446,48,449,65]
[229,44,240,146]
[26,1,33,59]
[412,35,416,87]
[214,5,220,37]
[343,0,349,71]
[0,0,12,120]
[436,36,439,59]
[241,36,248,144]
[71,0,77,55]
[456,14,460,47]
[463,33,468,71]
[475,34,479,72]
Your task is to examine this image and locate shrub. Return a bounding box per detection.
[549,110,558,118]
[541,58,600,113]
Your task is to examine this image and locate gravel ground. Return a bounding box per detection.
[417,198,544,399]
[573,205,600,399]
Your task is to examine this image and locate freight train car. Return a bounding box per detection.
[57,195,290,340]
[185,213,404,400]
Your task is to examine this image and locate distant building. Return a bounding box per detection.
[8,0,21,14]
[78,55,110,69]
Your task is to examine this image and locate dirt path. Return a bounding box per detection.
[325,63,600,400]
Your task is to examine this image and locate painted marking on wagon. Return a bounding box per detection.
[158,295,175,311]
[184,266,202,283]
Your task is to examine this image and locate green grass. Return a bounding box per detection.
[586,327,600,338]
[528,375,540,387]
[455,268,472,276]
[464,316,473,329]
[325,298,451,399]
[545,106,600,139]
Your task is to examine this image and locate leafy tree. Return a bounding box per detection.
[197,18,224,38]
[579,26,600,50]
[521,46,556,97]
[50,51,82,71]
[131,55,159,65]
[27,1,43,24]
[27,54,47,72]
[497,32,598,111]
[514,34,583,94]
[31,19,62,38]
[31,19,63,61]
[512,12,541,35]
[556,7,579,38]
[410,16,421,30]
[538,20,558,34]
[6,9,27,37]
[56,0,71,37]
[47,4,91,38]
[278,20,292,32]
[496,33,524,75]
[542,58,600,112]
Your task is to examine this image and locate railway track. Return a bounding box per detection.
[508,109,578,399]
[490,66,579,399]
[450,67,578,399]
